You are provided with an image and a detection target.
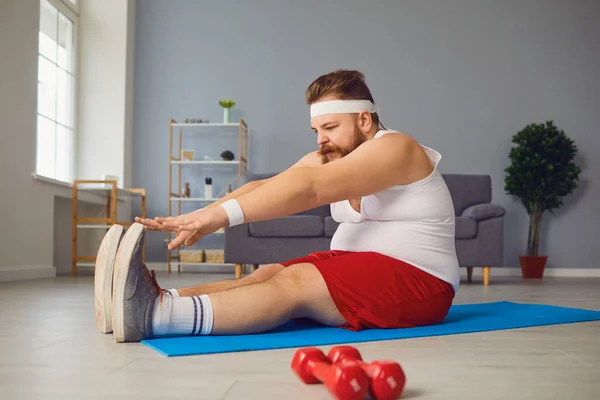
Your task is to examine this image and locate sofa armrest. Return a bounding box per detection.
[461,203,506,221]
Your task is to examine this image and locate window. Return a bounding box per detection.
[37,0,78,182]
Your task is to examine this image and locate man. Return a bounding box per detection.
[94,70,459,342]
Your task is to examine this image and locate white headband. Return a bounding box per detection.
[310,99,378,119]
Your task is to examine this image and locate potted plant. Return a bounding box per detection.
[219,99,236,123]
[504,121,581,278]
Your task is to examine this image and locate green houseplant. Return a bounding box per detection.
[504,121,581,278]
[219,99,236,123]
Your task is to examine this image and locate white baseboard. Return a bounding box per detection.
[0,265,57,282]
[460,266,600,278]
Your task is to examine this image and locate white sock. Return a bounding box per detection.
[168,288,180,297]
[152,294,213,337]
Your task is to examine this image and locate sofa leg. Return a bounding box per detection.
[252,264,259,271]
[467,267,473,283]
[483,266,491,286]
[235,264,243,279]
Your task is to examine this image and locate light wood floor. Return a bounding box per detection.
[1,273,599,399]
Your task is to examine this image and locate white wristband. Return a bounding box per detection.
[220,199,245,226]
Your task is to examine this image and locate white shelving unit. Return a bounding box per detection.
[167,118,249,274]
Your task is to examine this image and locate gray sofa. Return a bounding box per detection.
[224,173,506,285]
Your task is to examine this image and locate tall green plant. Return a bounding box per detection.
[504,121,581,256]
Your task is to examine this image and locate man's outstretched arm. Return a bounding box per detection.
[136,151,320,229]
[234,133,427,224]
[140,151,324,248]
[161,134,429,247]
[192,151,323,211]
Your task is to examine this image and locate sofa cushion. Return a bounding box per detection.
[455,217,477,239]
[324,217,339,237]
[249,215,324,238]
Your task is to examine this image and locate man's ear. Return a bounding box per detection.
[357,110,373,132]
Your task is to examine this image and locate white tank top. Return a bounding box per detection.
[330,129,460,292]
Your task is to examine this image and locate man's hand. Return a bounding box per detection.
[135,209,216,250]
[136,208,206,231]
[135,216,176,232]
[156,207,229,250]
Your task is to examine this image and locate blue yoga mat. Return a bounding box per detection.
[141,301,600,357]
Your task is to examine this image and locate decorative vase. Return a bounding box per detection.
[519,255,548,279]
[223,107,230,123]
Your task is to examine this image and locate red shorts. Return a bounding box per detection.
[280,250,455,331]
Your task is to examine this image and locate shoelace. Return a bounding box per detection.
[143,265,161,293]
[143,264,168,305]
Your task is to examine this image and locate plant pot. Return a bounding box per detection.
[519,255,548,279]
[223,107,230,123]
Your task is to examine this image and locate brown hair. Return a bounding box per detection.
[305,69,381,126]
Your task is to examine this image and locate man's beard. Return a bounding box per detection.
[318,126,367,164]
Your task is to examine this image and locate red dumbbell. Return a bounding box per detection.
[291,347,370,400]
[327,346,406,400]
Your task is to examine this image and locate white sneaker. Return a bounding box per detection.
[94,224,125,333]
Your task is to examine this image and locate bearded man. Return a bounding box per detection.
[94,70,459,342]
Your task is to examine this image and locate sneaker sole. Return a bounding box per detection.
[112,222,144,343]
[94,224,124,334]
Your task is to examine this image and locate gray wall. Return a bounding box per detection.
[133,0,600,268]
